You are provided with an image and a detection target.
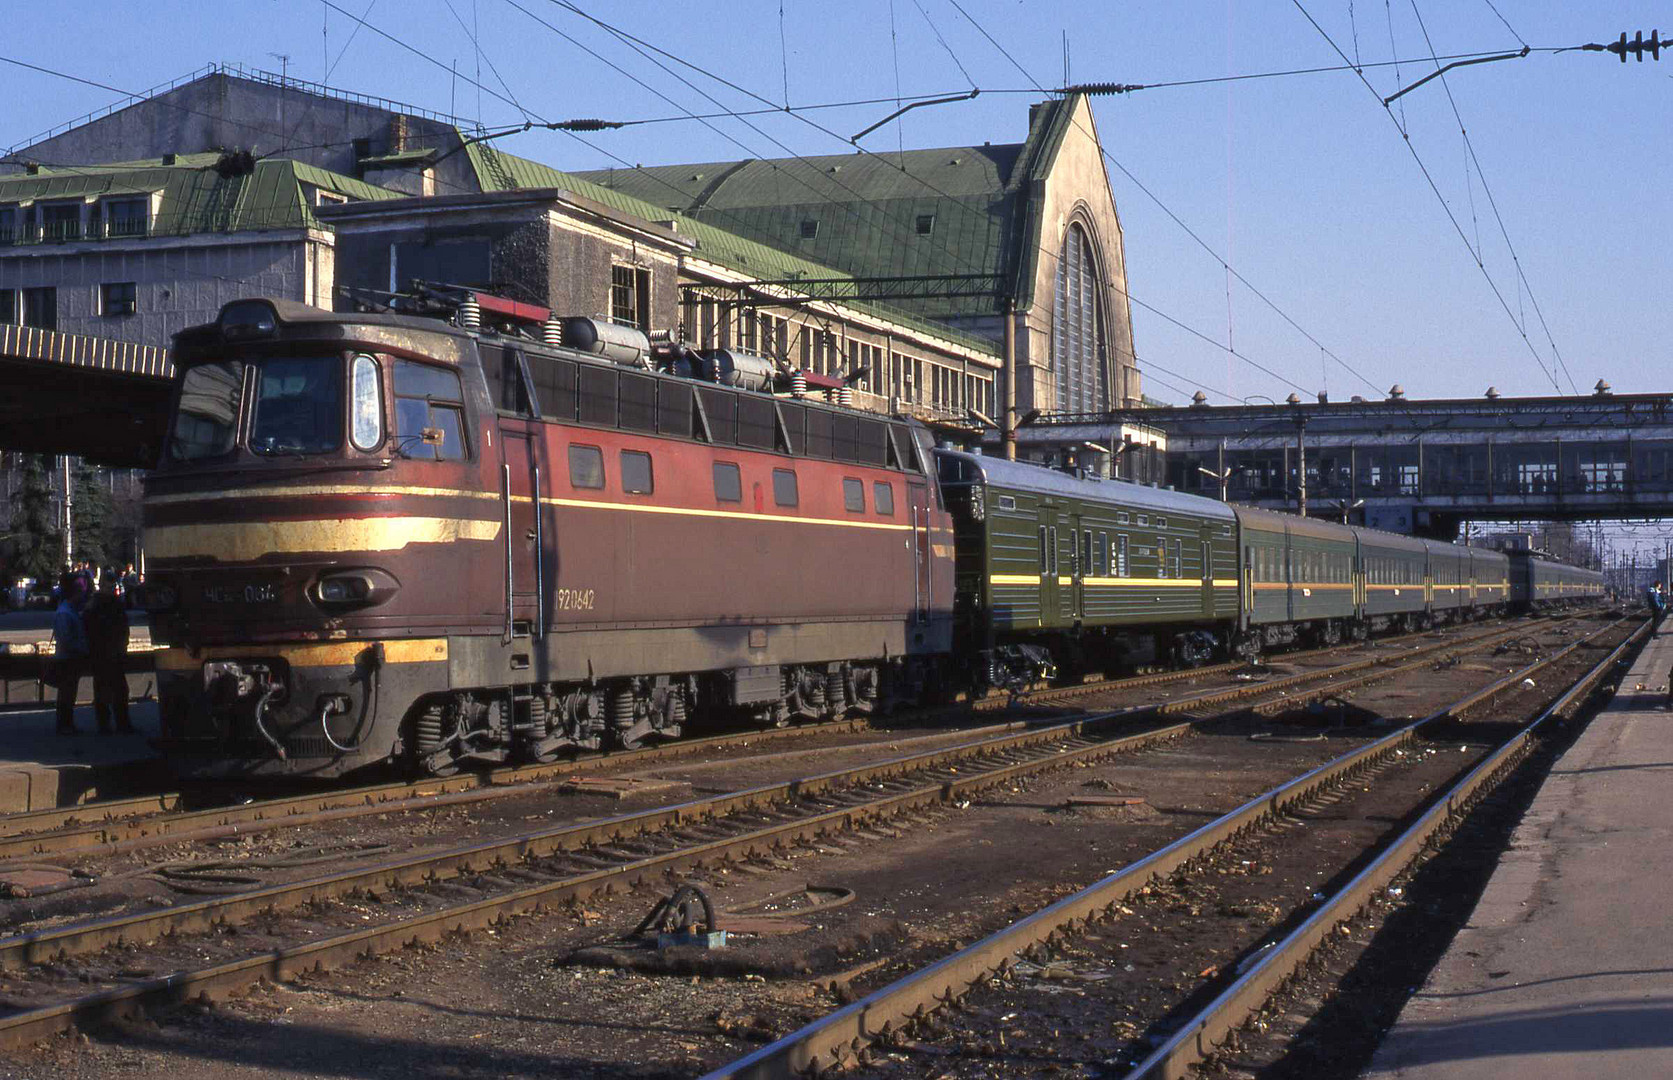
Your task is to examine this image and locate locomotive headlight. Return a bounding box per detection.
[310,568,399,609]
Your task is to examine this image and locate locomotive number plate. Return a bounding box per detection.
[202,583,279,604]
[555,588,596,611]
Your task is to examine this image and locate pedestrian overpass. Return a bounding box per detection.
[1017,387,1673,539]
[0,324,174,467]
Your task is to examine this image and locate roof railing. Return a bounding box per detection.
[5,62,479,159]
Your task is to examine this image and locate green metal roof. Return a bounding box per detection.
[462,139,1000,357]
[0,156,403,238]
[566,99,1076,319]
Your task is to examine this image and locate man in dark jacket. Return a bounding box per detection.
[51,572,89,736]
[83,578,134,735]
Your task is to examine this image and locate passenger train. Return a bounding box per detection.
[142,292,1604,778]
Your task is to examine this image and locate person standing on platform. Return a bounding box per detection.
[84,578,134,735]
[50,572,90,736]
[1649,582,1667,627]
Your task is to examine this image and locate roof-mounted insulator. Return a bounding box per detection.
[552,119,625,132]
[542,317,563,346]
[458,296,481,330]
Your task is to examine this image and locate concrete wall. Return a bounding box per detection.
[6,74,484,198]
[0,231,323,346]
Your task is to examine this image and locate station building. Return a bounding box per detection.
[1,64,1143,433]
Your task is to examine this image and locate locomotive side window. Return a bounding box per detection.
[350,354,382,451]
[713,461,743,503]
[568,445,605,489]
[393,360,466,461]
[842,477,865,513]
[773,468,799,507]
[251,356,343,456]
[620,450,653,494]
[168,361,245,461]
[873,481,895,516]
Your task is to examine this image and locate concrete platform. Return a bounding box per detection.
[0,700,165,813]
[1364,624,1673,1079]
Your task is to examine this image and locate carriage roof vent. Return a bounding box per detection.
[1594,379,1613,396]
[1485,386,1500,399]
[1190,390,1208,408]
[1387,383,1406,401]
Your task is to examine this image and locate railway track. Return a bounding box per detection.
[0,613,1586,1048]
[698,616,1642,1079]
[0,615,1559,865]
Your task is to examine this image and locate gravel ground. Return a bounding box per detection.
[0,617,1611,1079]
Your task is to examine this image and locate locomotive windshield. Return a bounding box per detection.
[167,355,346,461]
[168,361,245,461]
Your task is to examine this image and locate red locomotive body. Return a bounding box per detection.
[147,298,953,777]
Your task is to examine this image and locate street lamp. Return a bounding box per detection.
[1199,466,1231,502]
[1333,498,1365,525]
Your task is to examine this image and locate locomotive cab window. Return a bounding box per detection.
[250,355,343,456]
[843,477,865,513]
[713,461,743,503]
[568,445,605,489]
[773,468,799,508]
[873,481,895,516]
[620,450,653,494]
[393,360,466,461]
[168,360,245,461]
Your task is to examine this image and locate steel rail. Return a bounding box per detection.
[700,617,1628,1079]
[0,618,1532,857]
[1123,617,1650,1080]
[0,617,1576,1045]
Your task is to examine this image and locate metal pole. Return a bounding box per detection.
[1296,420,1307,518]
[1002,297,1017,461]
[1218,439,1227,502]
[61,455,73,570]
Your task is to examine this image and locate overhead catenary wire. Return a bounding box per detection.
[1405,0,1577,395]
[1289,0,1565,394]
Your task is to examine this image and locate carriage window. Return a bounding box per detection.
[773,468,799,507]
[1081,531,1092,576]
[1170,540,1182,579]
[1136,514,1149,527]
[568,445,605,489]
[350,354,382,451]
[393,360,466,461]
[873,481,895,516]
[1093,532,1107,577]
[1117,535,1129,577]
[1039,527,1049,575]
[843,477,865,513]
[620,450,653,494]
[1117,512,1129,525]
[1159,540,1170,579]
[713,461,742,503]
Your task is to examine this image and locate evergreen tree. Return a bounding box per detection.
[72,462,117,571]
[6,455,63,581]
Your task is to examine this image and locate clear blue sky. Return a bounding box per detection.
[2,1,1668,410]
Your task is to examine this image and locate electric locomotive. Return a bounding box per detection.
[146,293,953,778]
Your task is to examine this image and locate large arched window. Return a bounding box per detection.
[1052,222,1108,414]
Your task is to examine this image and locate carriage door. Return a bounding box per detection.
[1068,513,1086,619]
[1199,526,1214,617]
[1038,507,1060,626]
[499,424,549,647]
[908,479,934,622]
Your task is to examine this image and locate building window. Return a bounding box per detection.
[772,467,798,507]
[1051,221,1109,414]
[313,189,348,208]
[915,214,935,235]
[800,219,818,239]
[21,287,56,331]
[713,461,742,503]
[103,197,149,238]
[610,265,650,330]
[568,445,605,489]
[620,449,653,494]
[100,282,137,316]
[0,290,14,324]
[0,207,15,245]
[39,202,81,242]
